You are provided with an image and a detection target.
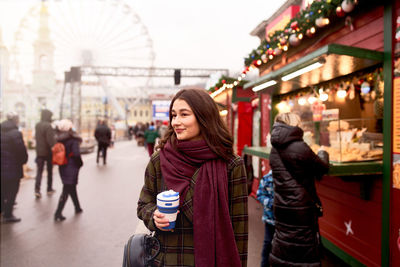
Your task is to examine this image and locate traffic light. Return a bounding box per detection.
[174,69,181,85]
[70,67,81,82]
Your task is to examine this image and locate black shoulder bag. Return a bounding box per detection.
[123,173,168,267]
[122,232,160,267]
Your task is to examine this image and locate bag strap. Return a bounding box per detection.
[145,234,161,262]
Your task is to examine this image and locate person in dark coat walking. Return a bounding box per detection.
[268,112,329,267]
[94,119,111,165]
[1,112,28,223]
[34,109,56,198]
[54,119,83,221]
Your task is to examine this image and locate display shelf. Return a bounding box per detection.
[242,146,383,176]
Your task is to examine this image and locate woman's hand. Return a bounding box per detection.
[153,209,179,231]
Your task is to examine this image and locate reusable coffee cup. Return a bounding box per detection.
[156,190,180,230]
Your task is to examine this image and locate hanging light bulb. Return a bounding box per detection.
[298,97,307,105]
[337,89,347,98]
[319,92,329,101]
[308,95,317,104]
[277,101,291,113]
[361,81,371,94]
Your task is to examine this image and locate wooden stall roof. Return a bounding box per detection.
[243,43,383,95]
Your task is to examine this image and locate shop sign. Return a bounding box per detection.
[393,77,400,189]
[322,108,339,121]
[152,100,170,121]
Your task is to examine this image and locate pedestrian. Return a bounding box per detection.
[135,122,145,146]
[256,170,275,267]
[54,119,83,221]
[137,88,248,267]
[158,120,169,139]
[128,125,134,140]
[144,122,160,156]
[1,112,28,223]
[94,119,111,165]
[110,124,116,147]
[268,112,329,266]
[34,109,56,198]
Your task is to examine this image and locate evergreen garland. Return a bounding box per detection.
[244,0,357,67]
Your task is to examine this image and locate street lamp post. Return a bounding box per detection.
[86,109,91,139]
[125,104,130,137]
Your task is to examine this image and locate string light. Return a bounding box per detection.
[319,91,328,101]
[308,95,317,104]
[298,97,307,105]
[337,89,347,98]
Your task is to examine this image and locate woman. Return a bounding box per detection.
[137,88,248,267]
[54,119,83,221]
[268,112,329,266]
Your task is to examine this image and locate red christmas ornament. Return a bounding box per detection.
[336,6,345,17]
[290,21,299,30]
[306,27,316,38]
[222,80,226,84]
[252,59,259,67]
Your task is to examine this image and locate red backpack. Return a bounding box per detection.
[52,142,68,165]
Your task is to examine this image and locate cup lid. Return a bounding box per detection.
[157,190,179,201]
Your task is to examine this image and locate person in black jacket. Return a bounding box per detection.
[34,109,56,198]
[268,112,329,267]
[1,112,28,223]
[94,119,111,165]
[54,119,83,221]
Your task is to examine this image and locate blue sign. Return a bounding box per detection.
[152,100,170,121]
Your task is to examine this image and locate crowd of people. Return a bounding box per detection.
[1,88,330,266]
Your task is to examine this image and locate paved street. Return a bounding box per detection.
[0,140,264,267]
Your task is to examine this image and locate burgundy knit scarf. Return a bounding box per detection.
[160,139,241,267]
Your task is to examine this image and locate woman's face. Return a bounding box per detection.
[171,99,202,141]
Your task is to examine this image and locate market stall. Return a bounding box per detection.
[236,0,399,266]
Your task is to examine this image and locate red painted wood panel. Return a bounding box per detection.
[236,86,255,99]
[320,13,384,51]
[317,176,382,266]
[287,6,384,64]
[390,189,400,266]
[236,102,253,156]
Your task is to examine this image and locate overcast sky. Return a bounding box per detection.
[0,0,287,75]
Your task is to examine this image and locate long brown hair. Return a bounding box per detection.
[157,88,233,160]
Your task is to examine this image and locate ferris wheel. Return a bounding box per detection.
[9,0,155,93]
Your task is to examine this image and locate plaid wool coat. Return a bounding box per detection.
[137,150,248,267]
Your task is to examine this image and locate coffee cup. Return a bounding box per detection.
[156,190,179,229]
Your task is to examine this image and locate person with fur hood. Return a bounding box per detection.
[54,119,83,221]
